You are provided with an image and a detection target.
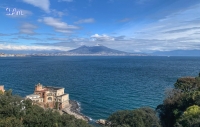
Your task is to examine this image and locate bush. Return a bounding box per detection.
[157,74,200,127]
[175,105,200,127]
[107,107,161,127]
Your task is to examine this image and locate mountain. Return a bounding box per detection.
[151,50,200,56]
[60,45,147,56]
[67,45,127,54]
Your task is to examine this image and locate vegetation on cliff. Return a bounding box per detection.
[107,107,161,127]
[156,74,200,127]
[0,90,92,127]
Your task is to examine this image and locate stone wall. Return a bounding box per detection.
[56,88,64,96]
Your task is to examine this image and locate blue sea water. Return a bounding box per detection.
[0,56,200,120]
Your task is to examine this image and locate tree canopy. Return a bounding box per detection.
[156,74,200,127]
[0,90,92,127]
[107,107,161,127]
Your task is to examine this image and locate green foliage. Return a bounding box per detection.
[107,107,161,127]
[174,77,200,92]
[182,105,200,118]
[4,89,13,96]
[0,90,3,95]
[55,101,59,110]
[157,74,200,127]
[0,117,23,127]
[0,91,92,127]
[175,105,200,127]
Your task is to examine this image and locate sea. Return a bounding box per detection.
[0,56,200,120]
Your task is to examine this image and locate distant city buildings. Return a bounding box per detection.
[26,83,69,110]
[0,53,26,57]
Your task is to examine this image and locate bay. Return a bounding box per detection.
[0,56,200,120]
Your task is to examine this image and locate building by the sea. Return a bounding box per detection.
[26,83,69,110]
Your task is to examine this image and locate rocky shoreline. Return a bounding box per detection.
[62,100,90,122]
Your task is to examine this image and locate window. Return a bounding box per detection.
[48,97,52,102]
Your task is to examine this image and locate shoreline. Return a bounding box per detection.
[62,100,90,122]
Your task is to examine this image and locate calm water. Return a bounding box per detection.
[0,56,200,120]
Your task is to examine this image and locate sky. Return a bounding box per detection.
[0,0,200,53]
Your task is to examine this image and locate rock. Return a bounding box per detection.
[96,119,106,125]
[62,100,90,122]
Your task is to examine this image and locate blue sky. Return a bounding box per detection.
[0,0,200,53]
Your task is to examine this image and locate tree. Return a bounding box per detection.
[4,89,12,96]
[174,77,199,92]
[157,74,200,127]
[0,91,92,127]
[0,117,23,127]
[175,105,200,127]
[107,107,161,127]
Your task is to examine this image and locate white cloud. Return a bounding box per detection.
[47,37,69,41]
[22,0,50,13]
[51,9,67,17]
[116,4,200,51]
[20,23,37,34]
[91,34,115,41]
[21,9,33,16]
[55,29,74,34]
[137,4,200,40]
[39,17,79,33]
[0,43,70,51]
[58,0,73,2]
[74,18,95,24]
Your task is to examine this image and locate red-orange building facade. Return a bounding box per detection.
[26,83,69,110]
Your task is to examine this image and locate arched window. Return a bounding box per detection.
[48,97,52,102]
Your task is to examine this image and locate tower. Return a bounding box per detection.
[35,83,43,91]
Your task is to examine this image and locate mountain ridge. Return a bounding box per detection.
[56,45,147,56]
[67,45,128,54]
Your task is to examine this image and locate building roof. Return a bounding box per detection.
[44,86,64,91]
[57,93,68,97]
